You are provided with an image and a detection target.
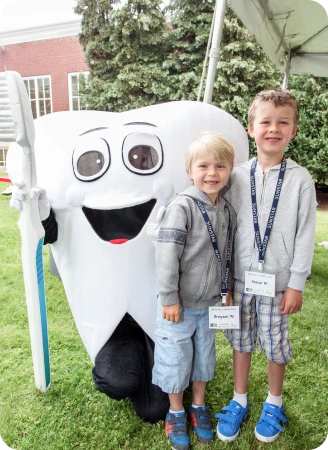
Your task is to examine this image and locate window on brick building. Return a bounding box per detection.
[24,76,53,119]
[0,146,8,167]
[68,72,89,111]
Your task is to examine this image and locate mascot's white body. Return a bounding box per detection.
[8,101,248,367]
[8,102,248,422]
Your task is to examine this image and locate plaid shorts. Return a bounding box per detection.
[224,279,292,364]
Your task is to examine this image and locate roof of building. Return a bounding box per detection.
[0,19,81,46]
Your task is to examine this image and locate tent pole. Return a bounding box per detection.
[282,45,291,90]
[203,0,227,104]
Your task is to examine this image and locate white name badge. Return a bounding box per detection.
[209,306,240,329]
[244,271,275,297]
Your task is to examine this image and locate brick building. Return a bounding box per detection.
[0,19,88,167]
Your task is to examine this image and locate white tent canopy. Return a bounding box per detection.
[230,0,328,77]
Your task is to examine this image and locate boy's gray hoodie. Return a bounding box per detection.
[225,158,316,292]
[156,186,236,309]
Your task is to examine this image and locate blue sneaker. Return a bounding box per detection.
[189,406,213,443]
[255,402,287,443]
[165,412,190,450]
[215,399,249,442]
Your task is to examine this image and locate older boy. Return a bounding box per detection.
[216,89,316,443]
[152,131,236,450]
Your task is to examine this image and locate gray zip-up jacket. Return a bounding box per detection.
[156,186,236,309]
[225,158,316,292]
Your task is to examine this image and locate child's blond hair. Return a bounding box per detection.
[248,88,299,127]
[185,131,234,175]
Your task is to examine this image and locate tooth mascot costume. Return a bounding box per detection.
[8,101,249,422]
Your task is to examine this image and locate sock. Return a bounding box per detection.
[192,403,205,410]
[169,408,185,415]
[233,391,248,408]
[266,392,283,408]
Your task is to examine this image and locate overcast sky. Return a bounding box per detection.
[0,0,79,32]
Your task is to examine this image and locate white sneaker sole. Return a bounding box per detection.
[217,428,240,442]
[1,187,12,195]
[255,427,280,443]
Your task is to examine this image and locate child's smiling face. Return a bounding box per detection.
[248,102,297,159]
[189,150,231,205]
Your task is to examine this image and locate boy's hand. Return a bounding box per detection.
[281,288,303,315]
[224,290,233,307]
[162,303,180,323]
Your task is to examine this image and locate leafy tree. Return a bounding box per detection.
[288,75,328,184]
[75,0,170,111]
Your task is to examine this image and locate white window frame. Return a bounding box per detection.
[0,146,8,167]
[68,72,89,111]
[23,75,53,119]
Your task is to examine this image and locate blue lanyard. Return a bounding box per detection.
[195,200,231,298]
[250,157,287,270]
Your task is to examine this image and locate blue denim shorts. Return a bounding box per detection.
[152,301,216,394]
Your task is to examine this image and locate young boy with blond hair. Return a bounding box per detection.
[152,131,236,450]
[216,89,316,443]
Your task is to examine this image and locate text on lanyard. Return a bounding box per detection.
[250,157,287,269]
[195,199,231,298]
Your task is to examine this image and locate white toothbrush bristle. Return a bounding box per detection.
[0,74,16,141]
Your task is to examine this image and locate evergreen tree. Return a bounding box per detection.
[74,0,119,110]
[164,0,215,101]
[75,0,170,111]
[164,2,281,128]
[212,7,282,134]
[75,1,328,183]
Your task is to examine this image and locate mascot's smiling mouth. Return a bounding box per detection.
[82,199,156,244]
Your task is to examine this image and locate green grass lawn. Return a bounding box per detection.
[0,182,327,450]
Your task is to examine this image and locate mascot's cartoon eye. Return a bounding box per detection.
[73,137,110,182]
[77,151,105,176]
[128,146,158,170]
[122,132,163,175]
